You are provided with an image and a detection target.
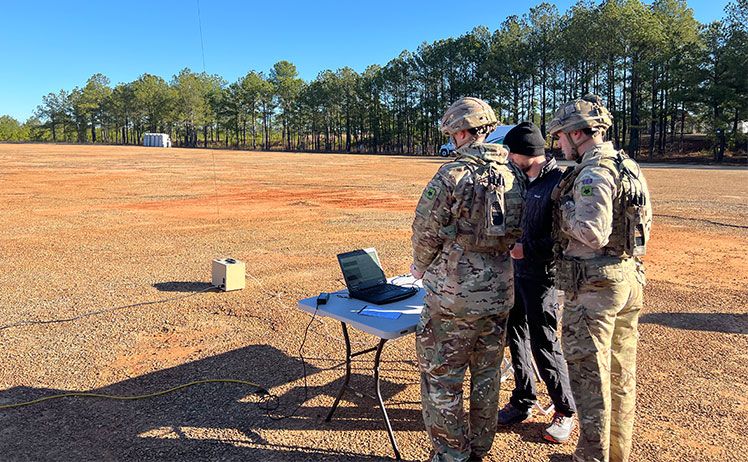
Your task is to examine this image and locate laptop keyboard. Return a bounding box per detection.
[360,284,401,295]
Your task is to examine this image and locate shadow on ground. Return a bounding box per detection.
[0,344,418,461]
[548,453,574,462]
[495,421,554,444]
[152,281,216,293]
[640,312,748,334]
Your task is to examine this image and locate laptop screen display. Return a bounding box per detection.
[338,248,386,291]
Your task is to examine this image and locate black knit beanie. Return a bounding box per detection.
[504,121,546,157]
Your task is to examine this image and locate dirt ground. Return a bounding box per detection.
[0,143,746,462]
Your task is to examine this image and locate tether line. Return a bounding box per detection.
[196,0,206,73]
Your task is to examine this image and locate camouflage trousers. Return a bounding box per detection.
[561,258,644,462]
[416,309,509,462]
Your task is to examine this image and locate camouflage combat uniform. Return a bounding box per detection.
[553,141,652,462]
[413,141,524,462]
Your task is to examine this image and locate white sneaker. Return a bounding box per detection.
[543,411,575,443]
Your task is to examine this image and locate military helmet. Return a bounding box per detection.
[440,97,498,136]
[547,94,613,136]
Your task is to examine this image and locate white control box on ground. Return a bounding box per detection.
[212,258,246,291]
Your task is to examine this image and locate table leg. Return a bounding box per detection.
[324,323,402,460]
[374,338,402,461]
[325,322,352,422]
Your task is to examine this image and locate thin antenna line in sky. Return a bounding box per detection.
[196,0,206,73]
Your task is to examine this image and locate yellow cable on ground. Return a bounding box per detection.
[0,379,268,411]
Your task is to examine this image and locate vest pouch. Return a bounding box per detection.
[556,258,581,293]
[633,222,647,256]
[625,206,647,257]
[485,167,507,237]
[618,153,650,257]
[485,185,506,237]
[583,260,625,285]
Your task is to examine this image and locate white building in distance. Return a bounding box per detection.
[143,133,172,148]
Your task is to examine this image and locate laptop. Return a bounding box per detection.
[337,248,418,305]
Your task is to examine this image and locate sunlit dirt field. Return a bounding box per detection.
[0,143,746,461]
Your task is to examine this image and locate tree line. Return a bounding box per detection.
[2,0,746,161]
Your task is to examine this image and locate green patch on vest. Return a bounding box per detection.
[581,185,594,196]
[425,187,437,200]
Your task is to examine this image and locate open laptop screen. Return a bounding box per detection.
[338,248,386,292]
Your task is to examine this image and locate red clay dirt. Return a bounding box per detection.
[0,143,746,461]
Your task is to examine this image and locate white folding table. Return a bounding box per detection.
[297,275,531,460]
[297,275,424,461]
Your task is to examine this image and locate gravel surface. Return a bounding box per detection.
[0,144,746,461]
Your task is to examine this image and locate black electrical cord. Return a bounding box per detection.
[390,275,420,289]
[260,299,320,420]
[0,379,269,411]
[0,285,218,331]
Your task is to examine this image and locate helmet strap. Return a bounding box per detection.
[564,132,582,162]
[454,130,481,149]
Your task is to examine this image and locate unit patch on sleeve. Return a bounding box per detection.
[581,185,594,196]
[416,183,441,217]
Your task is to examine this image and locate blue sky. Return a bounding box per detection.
[0,0,731,121]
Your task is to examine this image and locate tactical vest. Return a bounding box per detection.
[552,149,651,259]
[447,156,526,253]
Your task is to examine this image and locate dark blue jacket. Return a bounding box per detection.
[514,157,563,280]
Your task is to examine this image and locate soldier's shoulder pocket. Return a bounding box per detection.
[575,169,610,198]
[416,182,443,217]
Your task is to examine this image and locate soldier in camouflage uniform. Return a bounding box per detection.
[548,95,652,462]
[411,97,525,462]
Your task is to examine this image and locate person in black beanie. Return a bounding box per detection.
[497,121,577,443]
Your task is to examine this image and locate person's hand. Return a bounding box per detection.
[410,263,425,280]
[510,243,524,260]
